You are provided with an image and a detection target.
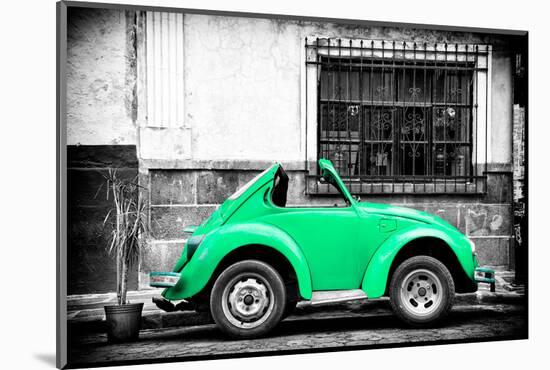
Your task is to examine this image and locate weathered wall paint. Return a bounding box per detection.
[66,8,137,145]
[179,14,513,165]
[66,9,513,165]
[491,48,513,164]
[182,15,303,162]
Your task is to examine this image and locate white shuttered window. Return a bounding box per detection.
[145,12,184,128]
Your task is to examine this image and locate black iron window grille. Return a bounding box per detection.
[305,38,489,195]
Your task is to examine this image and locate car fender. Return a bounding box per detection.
[360,225,475,298]
[162,222,313,301]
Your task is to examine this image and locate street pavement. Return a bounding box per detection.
[67,276,527,368]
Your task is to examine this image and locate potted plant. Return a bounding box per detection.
[101,169,149,342]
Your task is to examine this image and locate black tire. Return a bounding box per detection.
[210,260,286,339]
[189,296,210,313]
[389,255,455,327]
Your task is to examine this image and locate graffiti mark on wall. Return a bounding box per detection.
[465,209,504,236]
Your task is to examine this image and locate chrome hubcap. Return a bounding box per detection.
[400,269,443,317]
[222,273,274,329]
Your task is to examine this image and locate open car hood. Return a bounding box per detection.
[318,158,355,204]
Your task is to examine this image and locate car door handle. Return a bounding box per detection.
[379,219,397,233]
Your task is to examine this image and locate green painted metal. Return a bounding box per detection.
[162,221,313,300]
[474,267,496,284]
[360,223,476,298]
[158,159,478,302]
[183,225,198,233]
[149,272,181,288]
[318,158,355,205]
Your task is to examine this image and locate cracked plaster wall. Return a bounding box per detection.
[66,11,512,165]
[67,8,137,146]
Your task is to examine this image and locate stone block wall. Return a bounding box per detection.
[140,169,267,288]
[139,165,513,289]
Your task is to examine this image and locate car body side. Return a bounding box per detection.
[161,162,478,302]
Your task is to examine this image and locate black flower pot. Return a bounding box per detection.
[104,302,144,343]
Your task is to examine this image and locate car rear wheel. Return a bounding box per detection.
[210,260,286,338]
[389,255,455,326]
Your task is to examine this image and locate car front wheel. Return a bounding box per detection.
[210,260,286,338]
[389,255,455,326]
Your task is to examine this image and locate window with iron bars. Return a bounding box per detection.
[305,38,490,194]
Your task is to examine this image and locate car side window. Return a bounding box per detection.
[271,168,288,207]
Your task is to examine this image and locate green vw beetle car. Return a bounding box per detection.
[150,159,495,338]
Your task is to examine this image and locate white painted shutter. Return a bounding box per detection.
[145,11,184,128]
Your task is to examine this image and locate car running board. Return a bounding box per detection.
[305,289,368,306]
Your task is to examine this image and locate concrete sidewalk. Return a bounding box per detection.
[67,270,526,336]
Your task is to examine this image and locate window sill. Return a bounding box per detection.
[306,176,486,195]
